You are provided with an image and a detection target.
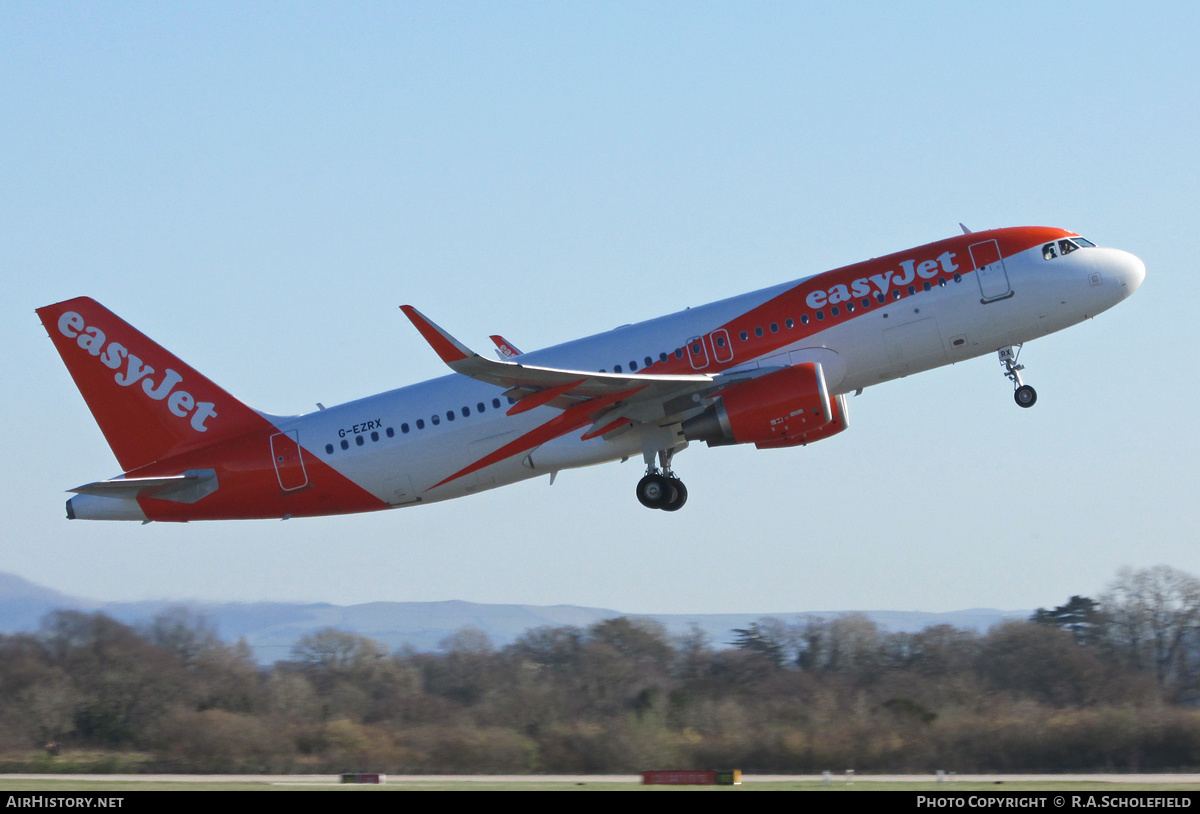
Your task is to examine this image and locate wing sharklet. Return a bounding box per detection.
[399,305,472,364]
[490,335,523,358]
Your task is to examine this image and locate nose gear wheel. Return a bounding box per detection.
[999,345,1038,408]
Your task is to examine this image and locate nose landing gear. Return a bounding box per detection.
[637,448,688,511]
[999,345,1037,408]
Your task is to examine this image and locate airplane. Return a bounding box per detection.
[37,225,1145,522]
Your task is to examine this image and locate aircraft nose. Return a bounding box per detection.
[1111,249,1146,297]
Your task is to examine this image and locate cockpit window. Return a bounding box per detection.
[1043,237,1095,260]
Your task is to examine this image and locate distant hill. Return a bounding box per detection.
[0,571,1029,663]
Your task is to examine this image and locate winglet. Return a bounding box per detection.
[490,335,523,359]
[400,305,473,365]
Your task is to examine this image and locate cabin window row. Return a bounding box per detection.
[601,348,687,374]
[324,396,516,455]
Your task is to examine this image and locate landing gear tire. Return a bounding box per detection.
[661,478,688,512]
[1014,385,1037,408]
[637,474,672,509]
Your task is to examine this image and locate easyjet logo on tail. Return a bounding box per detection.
[56,311,217,432]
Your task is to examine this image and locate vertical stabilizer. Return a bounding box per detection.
[37,297,265,472]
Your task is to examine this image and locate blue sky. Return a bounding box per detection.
[3,2,1196,617]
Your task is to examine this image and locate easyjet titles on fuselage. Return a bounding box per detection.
[804,250,960,309]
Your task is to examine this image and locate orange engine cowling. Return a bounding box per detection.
[681,363,848,448]
[753,390,849,449]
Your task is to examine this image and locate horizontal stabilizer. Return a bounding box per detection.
[70,470,218,504]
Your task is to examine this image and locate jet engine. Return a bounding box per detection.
[681,362,848,448]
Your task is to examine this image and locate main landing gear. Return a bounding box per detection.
[637,448,688,511]
[999,345,1037,408]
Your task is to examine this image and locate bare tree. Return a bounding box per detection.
[1101,565,1200,694]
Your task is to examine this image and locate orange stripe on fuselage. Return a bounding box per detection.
[428,388,644,491]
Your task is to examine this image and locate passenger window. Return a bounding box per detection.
[371,431,379,442]
[431,415,440,426]
[493,398,501,409]
[629,361,637,371]
[659,352,668,362]
[340,439,349,450]
[644,356,653,366]
[416,419,425,430]
[831,306,840,316]
[770,322,778,333]
[739,331,748,341]
[355,435,364,446]
[446,411,455,421]
[801,314,810,325]
[815,310,824,321]
[615,364,623,373]
[785,318,794,328]
[754,327,763,337]
[325,444,334,455]
[675,348,684,358]
[477,402,485,412]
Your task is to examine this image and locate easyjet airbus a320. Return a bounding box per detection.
[38,226,1144,521]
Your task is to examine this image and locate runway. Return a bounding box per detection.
[4,774,1200,785]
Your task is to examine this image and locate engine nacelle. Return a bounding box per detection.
[754,392,849,449]
[682,363,846,447]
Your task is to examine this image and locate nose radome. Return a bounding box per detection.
[1114,250,1146,296]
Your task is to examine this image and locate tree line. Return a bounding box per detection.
[3,564,1200,773]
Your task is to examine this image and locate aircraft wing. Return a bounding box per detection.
[401,306,759,430]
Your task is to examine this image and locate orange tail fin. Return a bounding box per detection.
[37,297,264,472]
